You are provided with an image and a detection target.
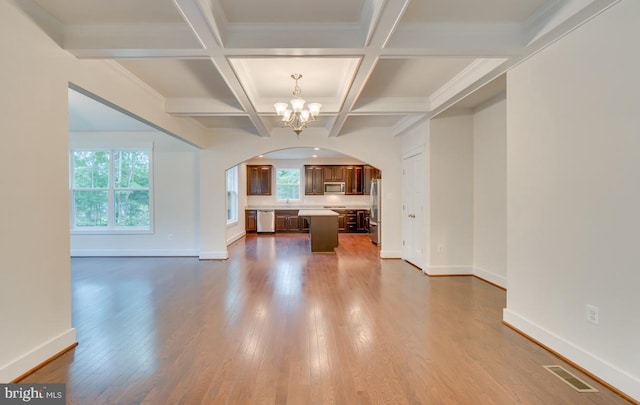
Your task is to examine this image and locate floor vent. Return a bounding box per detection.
[543,365,598,393]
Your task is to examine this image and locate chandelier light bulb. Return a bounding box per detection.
[274,102,288,115]
[307,103,321,117]
[273,73,321,136]
[290,98,305,113]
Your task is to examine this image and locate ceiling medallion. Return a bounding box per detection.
[273,73,321,138]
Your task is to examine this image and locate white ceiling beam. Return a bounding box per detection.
[392,114,427,137]
[165,99,245,116]
[63,23,201,53]
[172,0,224,48]
[208,56,272,137]
[429,58,508,113]
[388,22,526,53]
[173,0,272,137]
[329,0,411,137]
[351,97,430,114]
[524,0,619,46]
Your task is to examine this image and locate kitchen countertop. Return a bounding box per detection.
[246,205,369,210]
[298,209,339,217]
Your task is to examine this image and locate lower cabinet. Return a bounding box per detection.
[275,210,304,233]
[357,210,369,233]
[246,210,257,233]
[247,209,369,234]
[334,209,369,233]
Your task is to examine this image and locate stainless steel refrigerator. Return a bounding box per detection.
[369,179,381,245]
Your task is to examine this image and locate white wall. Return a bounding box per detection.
[503,0,640,400]
[0,1,75,382]
[200,129,403,260]
[0,2,206,382]
[428,113,474,273]
[472,97,507,287]
[69,132,199,256]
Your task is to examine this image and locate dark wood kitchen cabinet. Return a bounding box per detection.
[345,166,363,195]
[247,165,272,195]
[245,210,257,233]
[357,209,369,232]
[323,166,345,182]
[275,210,304,233]
[304,165,324,195]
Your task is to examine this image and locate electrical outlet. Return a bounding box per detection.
[586,304,599,325]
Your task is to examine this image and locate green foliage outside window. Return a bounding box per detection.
[276,169,300,200]
[72,149,151,229]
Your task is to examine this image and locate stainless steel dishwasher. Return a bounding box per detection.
[257,209,275,233]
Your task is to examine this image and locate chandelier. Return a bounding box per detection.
[273,73,321,137]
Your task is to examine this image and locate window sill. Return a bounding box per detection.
[71,228,153,235]
[226,220,239,228]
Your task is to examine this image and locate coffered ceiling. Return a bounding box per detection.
[23,0,618,138]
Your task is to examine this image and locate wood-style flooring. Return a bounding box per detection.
[21,234,631,404]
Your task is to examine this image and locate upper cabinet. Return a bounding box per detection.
[323,166,345,182]
[303,164,381,196]
[247,165,272,195]
[344,166,363,195]
[304,165,324,195]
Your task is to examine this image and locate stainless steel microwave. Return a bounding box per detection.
[324,182,345,194]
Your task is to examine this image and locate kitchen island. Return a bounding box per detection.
[298,209,339,253]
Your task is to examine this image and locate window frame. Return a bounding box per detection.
[226,165,239,226]
[275,167,301,201]
[70,145,154,235]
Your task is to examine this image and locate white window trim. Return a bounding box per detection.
[275,167,302,201]
[226,165,239,226]
[70,144,154,235]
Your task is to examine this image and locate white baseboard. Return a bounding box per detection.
[503,309,640,402]
[71,249,199,257]
[199,250,229,260]
[425,265,473,276]
[0,328,76,383]
[226,231,246,246]
[380,250,402,259]
[473,266,507,289]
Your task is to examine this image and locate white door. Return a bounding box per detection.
[402,151,426,269]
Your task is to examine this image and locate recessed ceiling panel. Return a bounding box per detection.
[400,0,548,24]
[359,58,475,99]
[218,0,366,24]
[32,0,184,24]
[230,57,361,113]
[117,59,237,101]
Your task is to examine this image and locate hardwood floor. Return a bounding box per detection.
[21,234,630,404]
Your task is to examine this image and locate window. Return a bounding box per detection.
[226,165,238,224]
[276,168,300,200]
[70,149,152,232]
